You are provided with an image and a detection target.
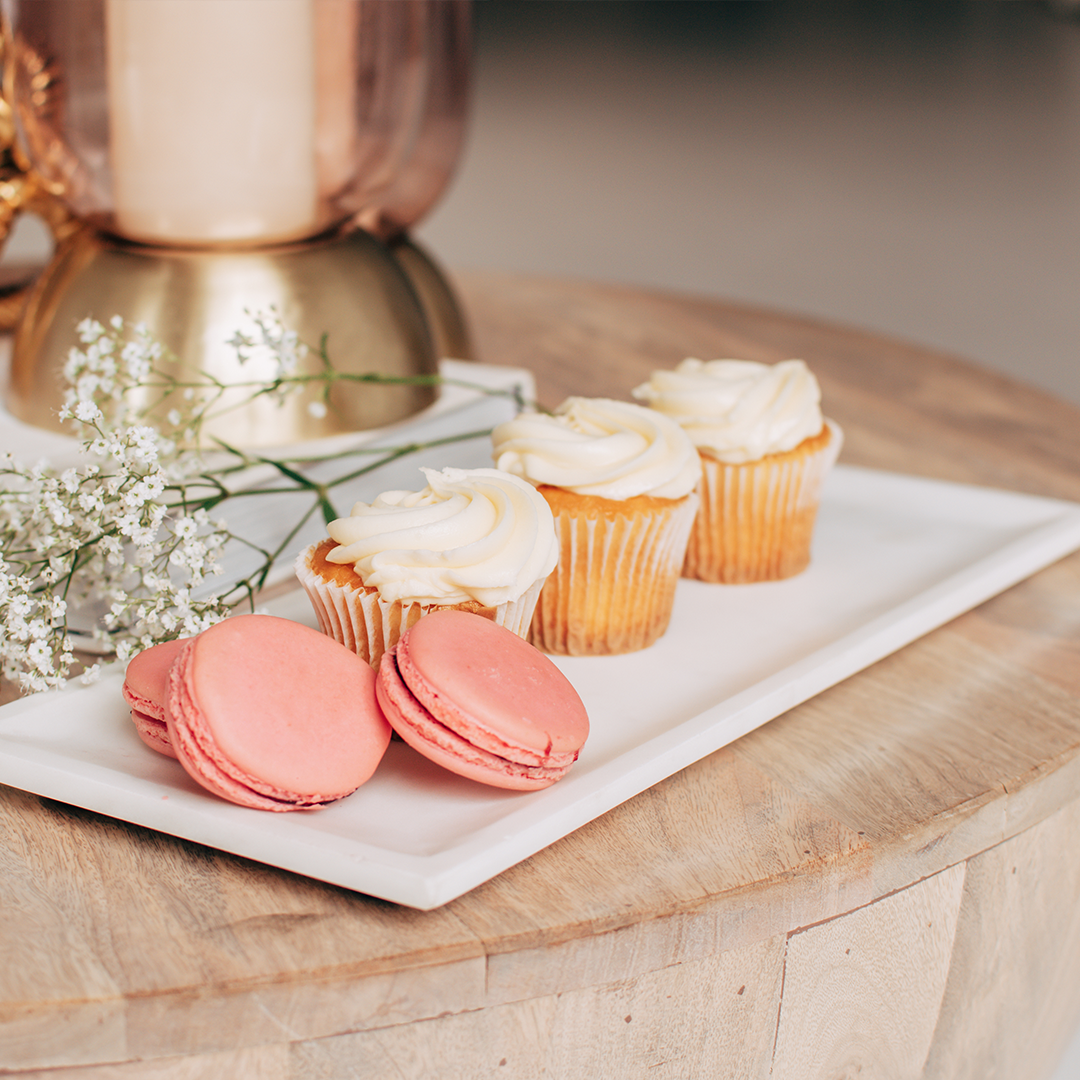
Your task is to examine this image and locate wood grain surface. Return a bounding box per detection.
[3,272,1080,1078]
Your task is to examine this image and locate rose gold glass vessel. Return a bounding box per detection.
[0,0,471,445]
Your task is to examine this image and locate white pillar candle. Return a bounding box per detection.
[106,0,318,246]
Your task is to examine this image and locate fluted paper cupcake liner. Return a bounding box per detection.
[530,492,698,656]
[295,544,545,668]
[683,420,842,584]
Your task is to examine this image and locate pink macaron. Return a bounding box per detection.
[376,610,589,790]
[122,638,188,758]
[166,614,391,811]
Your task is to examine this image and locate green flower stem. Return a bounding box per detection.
[321,427,499,490]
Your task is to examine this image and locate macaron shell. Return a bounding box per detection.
[166,615,391,810]
[130,708,176,759]
[122,638,187,758]
[167,640,331,811]
[395,610,589,763]
[376,651,568,791]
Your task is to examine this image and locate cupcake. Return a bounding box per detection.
[295,466,558,668]
[491,397,701,656]
[632,358,842,583]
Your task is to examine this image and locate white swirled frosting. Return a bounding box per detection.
[324,467,558,607]
[491,397,701,501]
[632,358,825,464]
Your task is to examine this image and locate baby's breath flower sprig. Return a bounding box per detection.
[0,406,232,692]
[1,313,526,695]
[66,310,533,449]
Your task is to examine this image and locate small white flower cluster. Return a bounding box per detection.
[0,434,230,691]
[226,309,327,417]
[1,318,239,693]
[64,309,320,451]
[64,317,165,430]
[227,309,308,378]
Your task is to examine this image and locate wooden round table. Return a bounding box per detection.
[4,274,1080,1079]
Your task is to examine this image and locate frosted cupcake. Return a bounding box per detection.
[633,358,842,583]
[295,466,558,668]
[491,397,700,656]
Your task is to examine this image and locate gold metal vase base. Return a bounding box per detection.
[4,225,472,448]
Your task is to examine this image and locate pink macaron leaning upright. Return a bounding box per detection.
[166,614,391,811]
[376,610,589,790]
[122,637,188,758]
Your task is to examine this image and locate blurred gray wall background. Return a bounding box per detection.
[417,0,1080,405]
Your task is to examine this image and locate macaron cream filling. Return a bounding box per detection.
[126,700,173,755]
[122,636,186,759]
[122,684,163,723]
